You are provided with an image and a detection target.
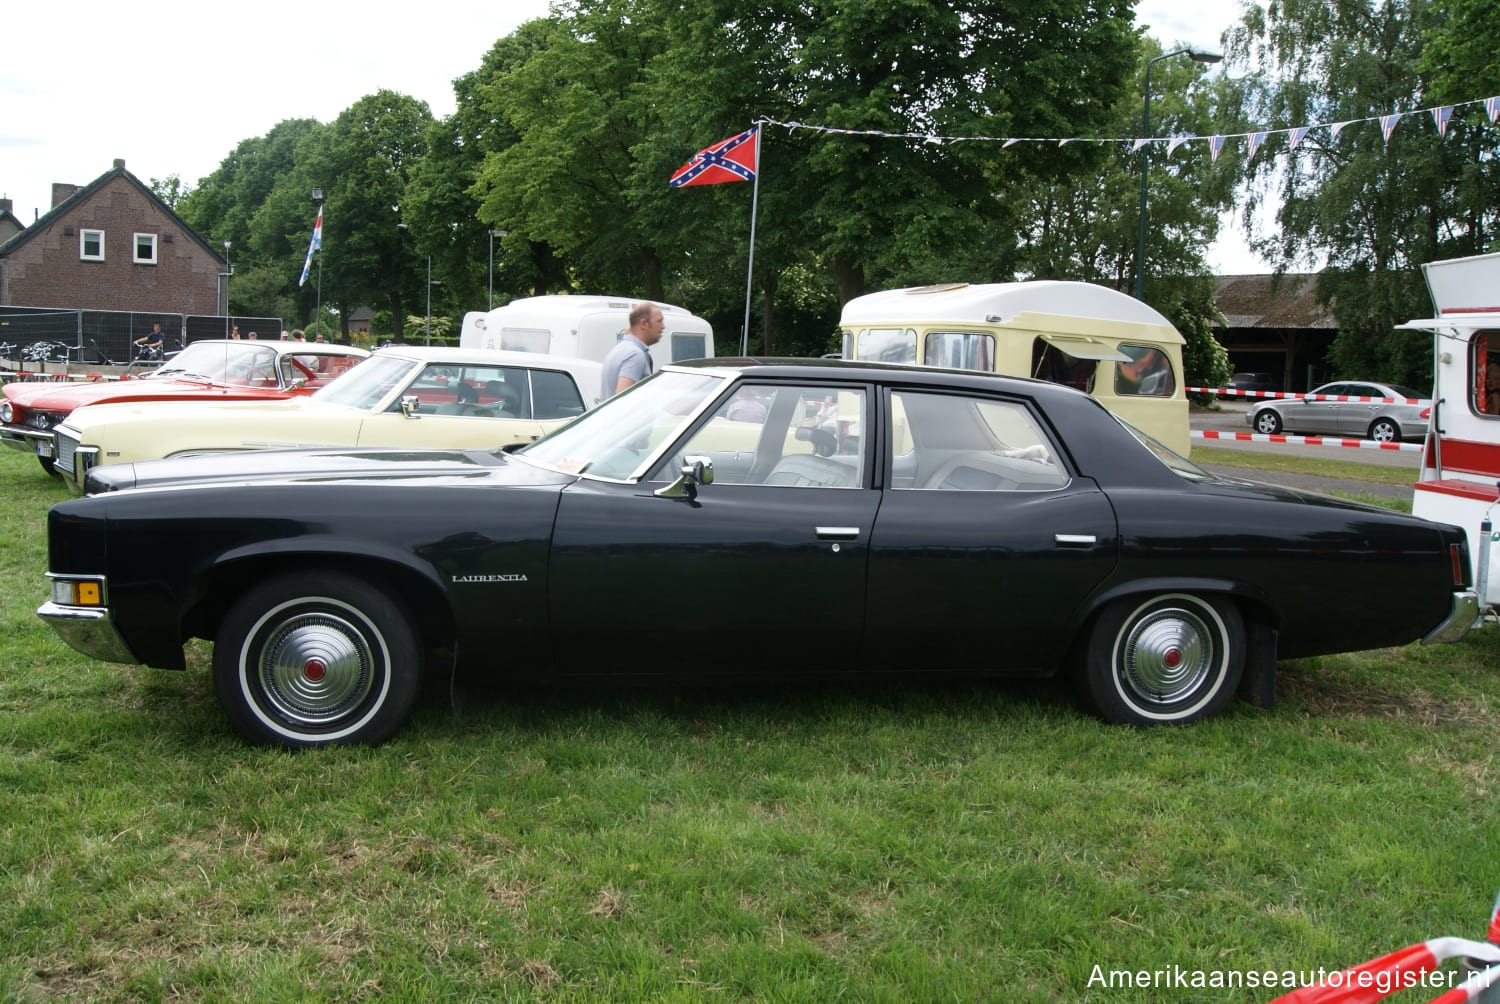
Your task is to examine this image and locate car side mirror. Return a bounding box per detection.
[654,455,714,500]
[400,395,421,417]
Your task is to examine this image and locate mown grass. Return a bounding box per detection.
[1191,445,1419,488]
[1,445,1497,1002]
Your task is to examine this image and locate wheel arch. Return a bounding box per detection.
[1066,577,1281,703]
[182,546,456,659]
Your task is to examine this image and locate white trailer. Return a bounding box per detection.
[1401,251,1500,605]
[459,295,714,374]
[838,281,1190,454]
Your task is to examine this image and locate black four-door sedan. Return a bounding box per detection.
[39,359,1477,748]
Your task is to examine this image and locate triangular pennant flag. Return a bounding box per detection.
[1380,113,1402,144]
[1166,136,1188,156]
[1432,105,1454,137]
[1002,138,1020,148]
[1247,131,1269,161]
[1209,135,1225,163]
[1329,120,1352,140]
[1487,97,1500,123]
[1131,138,1149,153]
[1288,126,1310,152]
[1058,138,1073,146]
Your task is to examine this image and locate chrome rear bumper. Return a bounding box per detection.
[1421,590,1480,645]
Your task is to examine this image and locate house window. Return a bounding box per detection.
[80,229,104,261]
[133,233,158,265]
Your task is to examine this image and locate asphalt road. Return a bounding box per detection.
[1189,401,1419,501]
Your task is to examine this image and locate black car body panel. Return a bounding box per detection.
[38,358,1476,744]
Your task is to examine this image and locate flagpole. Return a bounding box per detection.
[740,123,763,357]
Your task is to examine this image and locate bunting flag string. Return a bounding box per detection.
[760,91,1500,159]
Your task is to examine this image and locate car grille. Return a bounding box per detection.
[54,430,80,475]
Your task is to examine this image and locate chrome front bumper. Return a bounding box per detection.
[1421,590,1481,645]
[36,601,139,664]
[0,424,55,457]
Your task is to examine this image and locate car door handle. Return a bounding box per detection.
[1054,533,1097,548]
[815,526,861,540]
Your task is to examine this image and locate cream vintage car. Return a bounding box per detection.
[52,345,601,491]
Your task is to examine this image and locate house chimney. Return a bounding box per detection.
[51,183,81,207]
[0,198,11,214]
[113,159,125,170]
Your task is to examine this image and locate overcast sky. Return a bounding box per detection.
[1,0,1264,273]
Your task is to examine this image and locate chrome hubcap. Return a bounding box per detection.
[257,612,374,725]
[1120,605,1214,705]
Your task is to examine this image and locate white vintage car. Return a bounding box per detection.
[53,345,601,491]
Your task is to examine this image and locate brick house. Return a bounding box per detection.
[0,159,227,315]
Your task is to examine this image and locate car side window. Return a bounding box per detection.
[891,390,1066,492]
[530,370,585,420]
[669,384,866,488]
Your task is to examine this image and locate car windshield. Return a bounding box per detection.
[311,354,423,411]
[1112,414,1214,482]
[151,342,280,385]
[518,370,728,479]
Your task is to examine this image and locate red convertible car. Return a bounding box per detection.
[1,339,368,473]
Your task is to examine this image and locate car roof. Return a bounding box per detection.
[666,355,1095,405]
[369,345,603,395]
[187,339,368,357]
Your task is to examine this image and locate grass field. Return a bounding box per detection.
[1,445,1497,1002]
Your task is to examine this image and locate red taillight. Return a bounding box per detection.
[1420,406,1431,419]
[1451,542,1467,587]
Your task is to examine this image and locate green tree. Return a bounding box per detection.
[1010,38,1237,391]
[294,91,435,340]
[1226,0,1463,387]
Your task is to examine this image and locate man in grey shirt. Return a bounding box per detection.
[601,303,665,398]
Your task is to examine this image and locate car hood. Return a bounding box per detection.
[86,445,571,494]
[7,375,274,411]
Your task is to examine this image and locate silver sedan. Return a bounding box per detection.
[1246,381,1431,442]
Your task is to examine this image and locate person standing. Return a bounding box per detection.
[600,303,664,398]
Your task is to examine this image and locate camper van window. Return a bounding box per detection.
[924,331,995,372]
[1031,340,1095,391]
[501,327,551,354]
[669,332,708,362]
[1115,345,1175,397]
[857,327,917,364]
[1473,334,1500,416]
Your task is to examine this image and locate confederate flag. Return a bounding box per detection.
[668,127,758,187]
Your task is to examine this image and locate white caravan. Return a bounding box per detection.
[460,295,714,374]
[839,281,1190,454]
[1401,251,1500,606]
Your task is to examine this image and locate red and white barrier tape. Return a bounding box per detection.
[1188,386,1425,404]
[1193,429,1423,452]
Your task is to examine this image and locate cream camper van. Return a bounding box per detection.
[839,281,1190,454]
[460,295,714,374]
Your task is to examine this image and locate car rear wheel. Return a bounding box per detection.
[1369,418,1399,443]
[1253,410,1283,435]
[1076,593,1244,726]
[213,572,421,749]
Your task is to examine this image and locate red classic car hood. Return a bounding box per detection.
[8,374,272,411]
[85,446,574,494]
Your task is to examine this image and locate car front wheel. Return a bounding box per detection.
[1369,418,1399,443]
[213,572,421,749]
[1076,593,1244,726]
[1253,410,1283,435]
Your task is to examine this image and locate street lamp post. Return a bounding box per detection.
[1134,46,1222,301]
[311,188,325,336]
[487,229,508,310]
[220,241,233,339]
[425,255,433,346]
